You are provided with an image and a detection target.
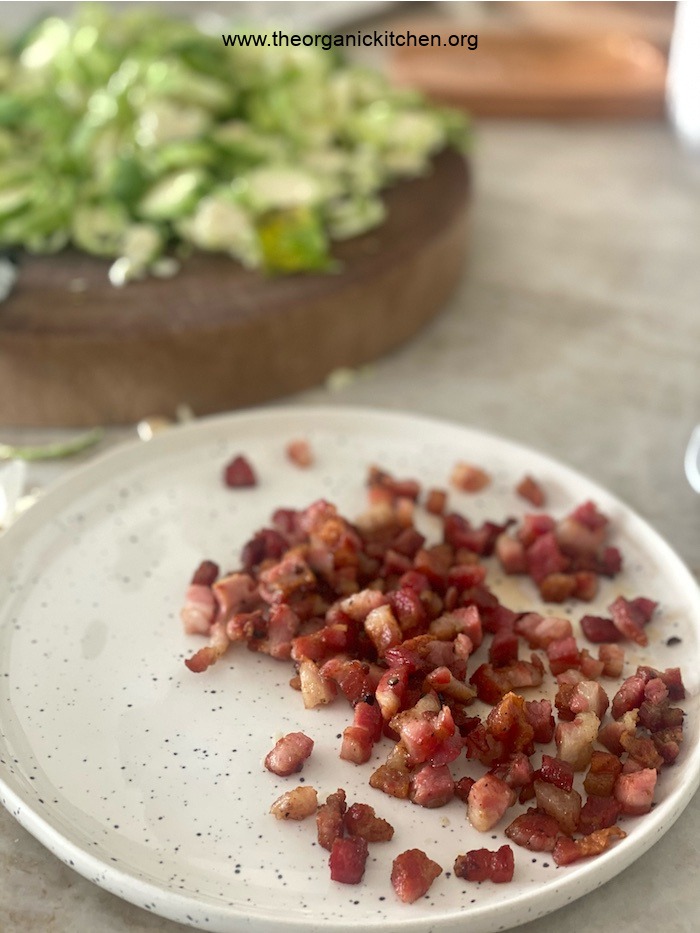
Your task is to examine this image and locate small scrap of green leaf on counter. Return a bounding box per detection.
[0,427,104,462]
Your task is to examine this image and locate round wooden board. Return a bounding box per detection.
[0,150,469,427]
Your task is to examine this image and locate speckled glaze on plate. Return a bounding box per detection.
[0,406,698,933]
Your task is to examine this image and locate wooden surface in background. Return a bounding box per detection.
[0,150,470,427]
[390,22,668,119]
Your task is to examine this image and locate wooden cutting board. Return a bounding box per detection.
[390,27,668,119]
[0,150,469,427]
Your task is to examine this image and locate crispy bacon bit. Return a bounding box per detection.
[391,849,442,903]
[518,513,556,548]
[364,604,402,657]
[213,572,259,621]
[191,560,220,587]
[344,803,394,841]
[259,553,316,606]
[340,700,382,765]
[241,528,288,573]
[534,780,582,835]
[184,620,229,672]
[599,643,625,677]
[598,710,639,756]
[425,488,448,515]
[330,836,368,884]
[454,845,514,883]
[495,533,528,574]
[620,732,664,771]
[369,745,412,799]
[516,475,546,507]
[516,613,572,649]
[286,439,314,468]
[367,466,421,503]
[317,789,347,850]
[491,751,534,790]
[524,699,556,744]
[486,692,535,756]
[614,768,657,815]
[223,454,257,488]
[468,774,516,832]
[578,794,622,834]
[546,636,581,676]
[527,533,570,584]
[612,674,646,719]
[609,596,657,647]
[455,776,476,802]
[552,826,626,866]
[538,754,574,791]
[409,764,455,808]
[580,614,623,643]
[505,809,560,852]
[264,732,314,777]
[444,513,512,557]
[555,711,600,771]
[569,680,610,719]
[470,656,544,705]
[538,573,577,603]
[584,751,623,797]
[450,461,491,493]
[181,584,217,635]
[299,658,337,708]
[270,785,318,820]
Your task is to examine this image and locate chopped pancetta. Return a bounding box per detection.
[286,439,314,468]
[317,789,347,850]
[409,764,455,808]
[264,732,314,777]
[534,780,582,835]
[505,809,560,852]
[270,785,318,820]
[344,802,394,841]
[552,826,626,866]
[454,845,514,883]
[180,584,217,636]
[450,462,491,493]
[467,774,517,831]
[223,454,257,488]
[184,458,688,899]
[391,849,442,902]
[614,768,657,815]
[330,836,369,884]
[516,475,546,507]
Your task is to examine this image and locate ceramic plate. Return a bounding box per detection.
[0,406,698,933]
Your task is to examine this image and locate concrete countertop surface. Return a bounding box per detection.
[1,120,699,932]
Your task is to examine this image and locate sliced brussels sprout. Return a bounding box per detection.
[138,169,207,221]
[179,195,259,266]
[257,206,330,274]
[0,8,467,280]
[72,203,129,256]
[238,167,321,215]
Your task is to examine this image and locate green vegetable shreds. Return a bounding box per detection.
[0,7,469,281]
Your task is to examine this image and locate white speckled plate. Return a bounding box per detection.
[0,406,698,933]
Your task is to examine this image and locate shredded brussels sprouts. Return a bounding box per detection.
[0,7,468,279]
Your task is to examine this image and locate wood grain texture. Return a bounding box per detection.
[0,150,470,426]
[390,29,667,119]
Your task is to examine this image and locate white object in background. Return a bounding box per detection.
[685,424,700,493]
[667,0,700,148]
[0,460,27,529]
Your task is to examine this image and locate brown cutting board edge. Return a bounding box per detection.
[390,29,668,119]
[0,150,470,427]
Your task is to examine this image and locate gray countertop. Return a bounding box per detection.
[2,120,700,932]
